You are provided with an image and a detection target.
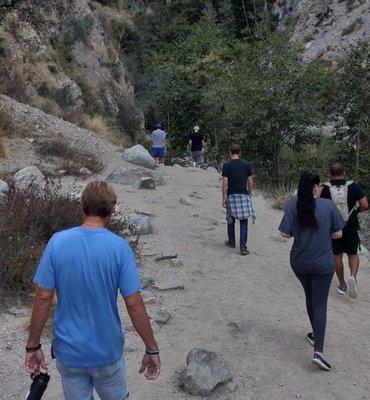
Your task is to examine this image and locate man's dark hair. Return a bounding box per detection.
[229,144,241,155]
[330,162,345,177]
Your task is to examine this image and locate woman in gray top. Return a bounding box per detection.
[279,172,344,371]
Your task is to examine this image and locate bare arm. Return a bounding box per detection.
[331,230,342,240]
[222,177,228,208]
[248,175,254,197]
[25,287,54,375]
[357,197,368,213]
[124,292,160,380]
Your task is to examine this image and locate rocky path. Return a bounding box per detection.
[1,164,370,400]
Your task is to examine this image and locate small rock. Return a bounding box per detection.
[206,167,219,174]
[182,348,232,396]
[141,290,156,304]
[155,279,185,291]
[106,167,164,186]
[227,319,252,335]
[137,177,155,190]
[149,309,171,325]
[179,197,195,206]
[79,167,93,175]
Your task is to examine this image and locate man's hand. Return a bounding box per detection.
[25,349,47,377]
[139,353,161,380]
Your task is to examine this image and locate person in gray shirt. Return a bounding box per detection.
[279,171,344,371]
[151,123,166,167]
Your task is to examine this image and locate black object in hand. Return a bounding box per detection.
[26,373,50,400]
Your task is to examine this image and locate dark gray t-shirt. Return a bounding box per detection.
[279,198,344,274]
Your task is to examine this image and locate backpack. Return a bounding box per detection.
[324,180,356,221]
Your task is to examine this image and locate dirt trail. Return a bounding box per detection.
[2,164,370,400]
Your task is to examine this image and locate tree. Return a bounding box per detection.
[335,42,370,192]
[203,27,336,185]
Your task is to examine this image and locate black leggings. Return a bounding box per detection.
[294,272,334,353]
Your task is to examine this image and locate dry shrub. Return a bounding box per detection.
[264,182,297,210]
[36,139,105,174]
[84,115,128,146]
[0,180,139,301]
[0,136,6,158]
[0,107,21,136]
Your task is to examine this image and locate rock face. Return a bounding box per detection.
[13,166,45,195]
[106,167,164,186]
[0,180,8,198]
[149,309,171,325]
[123,145,156,170]
[0,0,143,142]
[182,348,233,396]
[273,0,370,63]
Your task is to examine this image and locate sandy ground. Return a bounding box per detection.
[1,163,370,400]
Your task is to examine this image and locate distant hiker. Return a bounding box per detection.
[321,162,368,298]
[188,125,204,167]
[222,144,255,256]
[25,181,160,399]
[151,123,167,167]
[279,172,344,371]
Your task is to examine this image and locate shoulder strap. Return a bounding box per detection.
[323,182,332,188]
[345,180,353,187]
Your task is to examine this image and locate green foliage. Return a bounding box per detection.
[55,86,74,107]
[335,41,370,193]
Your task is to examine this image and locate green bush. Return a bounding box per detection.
[55,86,74,107]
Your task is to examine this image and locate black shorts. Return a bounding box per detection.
[332,225,361,256]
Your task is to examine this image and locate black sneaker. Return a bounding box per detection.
[240,248,250,256]
[306,333,314,347]
[312,353,331,371]
[224,241,235,249]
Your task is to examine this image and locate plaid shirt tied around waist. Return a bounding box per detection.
[226,194,256,224]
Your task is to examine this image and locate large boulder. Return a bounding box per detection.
[0,179,8,198]
[13,166,46,195]
[106,167,164,186]
[182,348,232,396]
[123,145,156,170]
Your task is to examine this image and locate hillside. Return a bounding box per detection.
[0,0,142,144]
[274,0,370,65]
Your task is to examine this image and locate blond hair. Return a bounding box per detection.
[81,181,117,217]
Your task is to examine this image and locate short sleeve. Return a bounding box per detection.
[34,239,56,291]
[221,163,228,178]
[119,243,141,297]
[320,185,331,199]
[331,203,345,232]
[278,205,293,236]
[352,183,365,201]
[248,162,254,177]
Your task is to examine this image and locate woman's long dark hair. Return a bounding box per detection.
[297,171,320,229]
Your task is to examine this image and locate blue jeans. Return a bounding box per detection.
[56,356,129,400]
[227,217,248,250]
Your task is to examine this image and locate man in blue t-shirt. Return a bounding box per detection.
[25,181,160,399]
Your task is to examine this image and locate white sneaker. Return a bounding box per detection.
[348,276,357,299]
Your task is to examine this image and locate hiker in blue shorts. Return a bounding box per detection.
[151,123,167,167]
